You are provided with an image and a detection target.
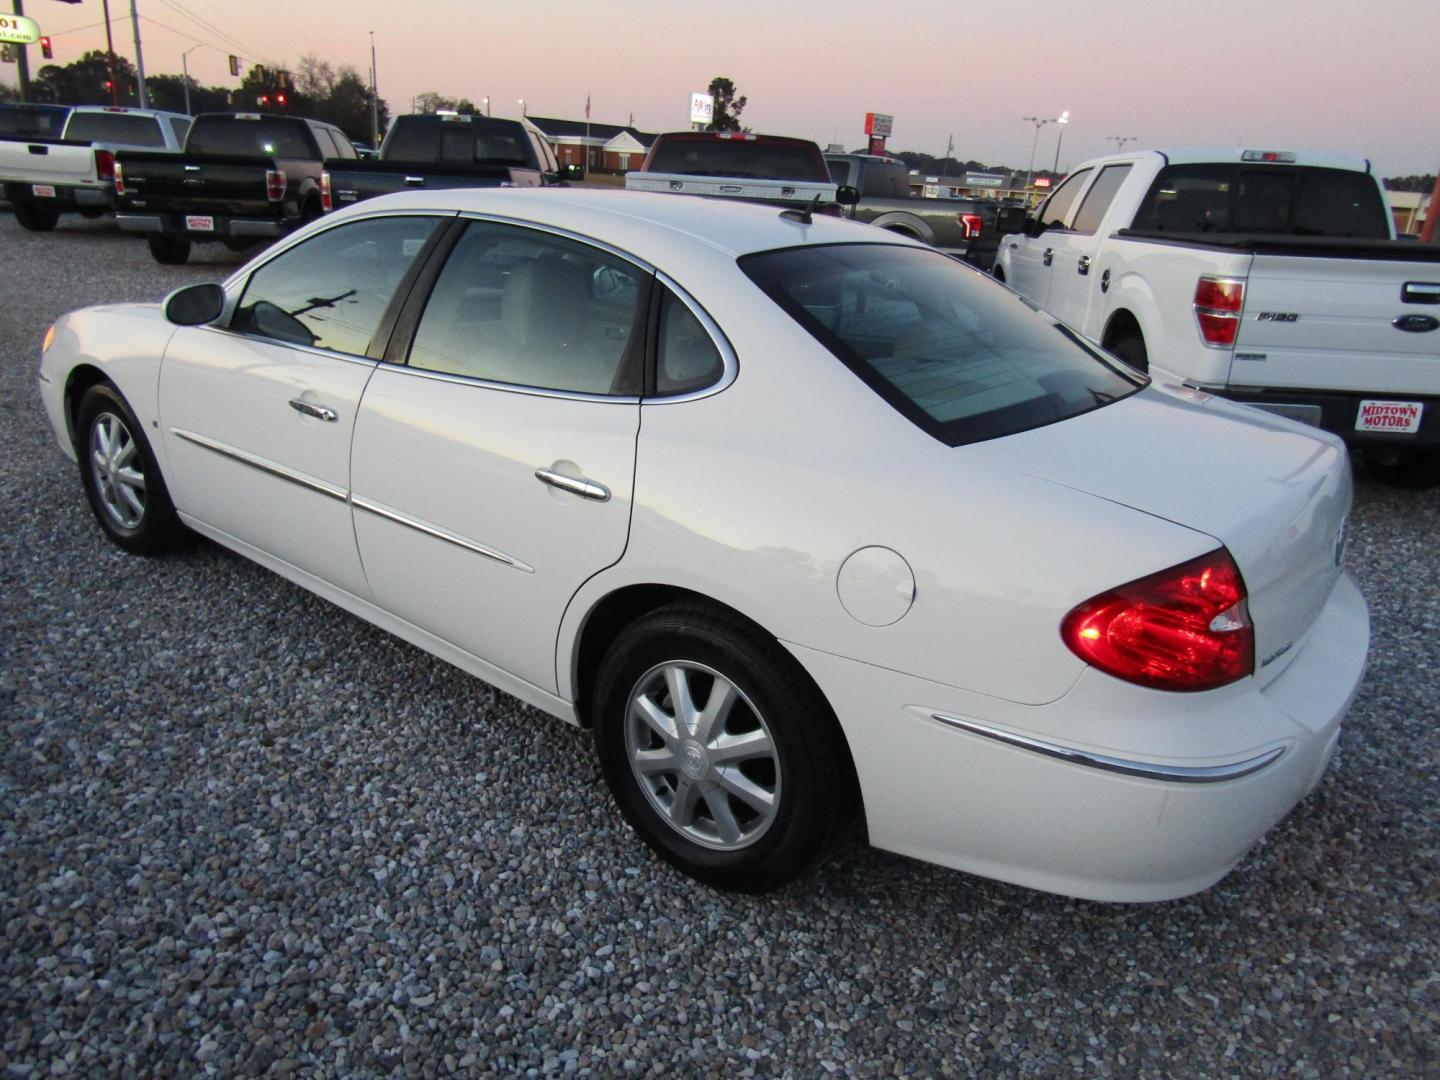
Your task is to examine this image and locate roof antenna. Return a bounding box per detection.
[780,194,822,225]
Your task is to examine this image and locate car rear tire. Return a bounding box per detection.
[1366,448,1440,490]
[15,202,60,232]
[1108,332,1149,374]
[147,234,192,265]
[593,603,854,893]
[75,383,190,554]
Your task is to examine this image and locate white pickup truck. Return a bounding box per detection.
[995,148,1440,487]
[0,105,191,231]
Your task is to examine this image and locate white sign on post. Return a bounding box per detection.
[0,14,41,45]
[689,93,714,126]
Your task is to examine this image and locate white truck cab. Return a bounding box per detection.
[996,148,1440,486]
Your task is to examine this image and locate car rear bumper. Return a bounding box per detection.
[1219,385,1440,448]
[116,212,288,239]
[785,570,1369,902]
[4,181,113,209]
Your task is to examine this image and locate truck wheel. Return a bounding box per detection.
[15,202,60,232]
[1367,449,1440,490]
[78,208,106,220]
[147,234,192,265]
[1108,332,1149,374]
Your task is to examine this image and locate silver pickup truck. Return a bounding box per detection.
[1,106,190,231]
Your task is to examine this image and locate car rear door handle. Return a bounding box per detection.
[1077,255,1092,275]
[535,468,610,502]
[288,399,338,422]
[1042,248,1053,267]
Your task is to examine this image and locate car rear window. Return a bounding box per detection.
[740,244,1144,447]
[185,117,314,158]
[63,112,166,147]
[1132,164,1389,239]
[649,138,828,181]
[383,117,531,165]
[0,105,69,137]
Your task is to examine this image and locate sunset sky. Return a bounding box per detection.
[9,0,1439,177]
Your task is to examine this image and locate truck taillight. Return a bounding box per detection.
[959,213,983,240]
[94,149,116,182]
[113,160,125,196]
[1194,275,1245,347]
[265,169,287,202]
[1061,549,1254,692]
[320,170,332,212]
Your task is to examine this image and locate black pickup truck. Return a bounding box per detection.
[825,153,1026,270]
[323,113,567,209]
[116,112,356,264]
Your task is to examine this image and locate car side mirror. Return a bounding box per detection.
[835,185,860,206]
[996,206,1028,236]
[163,283,225,326]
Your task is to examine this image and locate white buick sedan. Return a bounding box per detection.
[39,189,1369,900]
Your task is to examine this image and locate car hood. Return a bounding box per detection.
[962,382,1353,687]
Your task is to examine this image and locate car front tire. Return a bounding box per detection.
[75,383,190,554]
[593,603,854,893]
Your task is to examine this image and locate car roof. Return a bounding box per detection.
[325,187,909,261]
[1072,147,1373,173]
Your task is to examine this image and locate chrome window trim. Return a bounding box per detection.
[650,270,739,403]
[170,429,348,502]
[351,495,534,573]
[372,363,642,405]
[930,712,1286,784]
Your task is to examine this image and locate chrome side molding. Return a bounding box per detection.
[351,495,535,573]
[170,428,348,502]
[930,712,1285,784]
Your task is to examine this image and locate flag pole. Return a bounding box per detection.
[584,92,591,178]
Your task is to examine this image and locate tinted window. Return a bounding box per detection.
[408,222,646,395]
[329,129,357,159]
[186,117,314,158]
[648,137,829,181]
[826,159,850,185]
[1132,165,1389,238]
[0,105,69,137]
[741,244,1143,447]
[657,290,724,396]
[312,127,340,159]
[233,216,439,355]
[169,116,191,146]
[64,112,166,147]
[384,117,530,165]
[1070,164,1132,234]
[1036,168,1092,230]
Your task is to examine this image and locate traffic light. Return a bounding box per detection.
[40,37,54,61]
[228,54,239,77]
[275,92,287,107]
[258,94,269,107]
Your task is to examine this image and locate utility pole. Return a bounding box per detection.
[368,31,379,148]
[13,0,30,102]
[180,45,201,115]
[129,0,149,107]
[101,0,120,105]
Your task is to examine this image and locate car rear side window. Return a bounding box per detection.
[1132,164,1389,238]
[406,222,647,396]
[169,116,191,146]
[1069,164,1132,234]
[741,244,1143,447]
[64,112,166,147]
[233,216,440,356]
[656,289,724,396]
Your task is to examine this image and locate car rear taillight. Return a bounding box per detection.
[1061,549,1254,692]
[1194,275,1245,347]
[113,160,125,196]
[265,169,287,202]
[959,212,983,240]
[94,149,115,182]
[320,170,332,212]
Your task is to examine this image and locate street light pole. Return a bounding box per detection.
[482,96,490,117]
[100,0,120,106]
[368,31,379,148]
[13,0,30,102]
[1022,116,1054,196]
[180,45,202,116]
[129,0,150,107]
[1052,110,1070,174]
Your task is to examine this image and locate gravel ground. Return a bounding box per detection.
[1,213,1437,1078]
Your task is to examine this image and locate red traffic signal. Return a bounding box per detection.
[275,92,287,107]
[40,36,54,61]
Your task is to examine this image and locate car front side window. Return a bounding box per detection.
[232,216,440,356]
[406,221,648,396]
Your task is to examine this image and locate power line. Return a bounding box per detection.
[153,0,277,63]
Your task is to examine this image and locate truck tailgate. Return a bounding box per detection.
[0,139,95,185]
[118,152,277,212]
[1233,255,1440,394]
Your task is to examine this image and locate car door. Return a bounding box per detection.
[1044,163,1133,335]
[158,213,447,598]
[1004,167,1093,311]
[349,218,650,693]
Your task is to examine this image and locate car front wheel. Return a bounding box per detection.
[75,383,190,554]
[593,603,853,892]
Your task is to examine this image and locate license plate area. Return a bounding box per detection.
[32,184,56,199]
[1356,400,1423,434]
[185,215,215,232]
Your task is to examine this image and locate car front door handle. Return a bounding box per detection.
[535,468,610,502]
[288,399,338,422]
[1042,248,1053,267]
[1078,255,1092,275]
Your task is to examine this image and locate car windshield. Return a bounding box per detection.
[741,244,1145,447]
[649,139,828,181]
